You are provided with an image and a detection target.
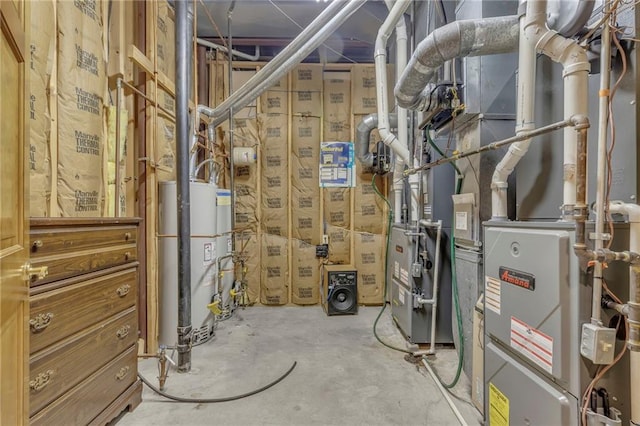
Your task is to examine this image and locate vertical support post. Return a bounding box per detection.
[175,0,193,372]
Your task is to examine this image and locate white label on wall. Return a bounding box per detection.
[455,211,468,231]
[485,276,501,315]
[510,316,553,374]
[398,286,405,305]
[204,242,214,265]
[394,261,400,279]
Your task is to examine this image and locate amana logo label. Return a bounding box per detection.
[499,267,535,291]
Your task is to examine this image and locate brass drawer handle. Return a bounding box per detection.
[116,284,131,297]
[29,312,54,332]
[124,252,131,261]
[32,240,43,250]
[124,232,131,241]
[30,370,54,392]
[115,366,130,381]
[116,325,131,339]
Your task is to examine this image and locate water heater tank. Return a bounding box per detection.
[158,181,217,346]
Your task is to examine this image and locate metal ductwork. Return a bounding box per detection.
[199,0,366,128]
[394,15,520,111]
[355,113,398,171]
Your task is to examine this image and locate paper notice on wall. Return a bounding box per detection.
[319,142,355,188]
[485,276,501,315]
[510,316,554,374]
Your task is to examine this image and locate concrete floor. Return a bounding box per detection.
[119,305,482,426]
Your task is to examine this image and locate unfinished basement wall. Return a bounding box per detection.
[28,0,139,218]
[211,60,391,306]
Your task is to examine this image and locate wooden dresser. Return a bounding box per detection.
[28,218,142,425]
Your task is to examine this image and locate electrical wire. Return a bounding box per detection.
[605,16,628,249]
[198,0,229,51]
[580,280,628,425]
[422,126,465,389]
[138,361,297,403]
[267,0,358,64]
[371,174,413,355]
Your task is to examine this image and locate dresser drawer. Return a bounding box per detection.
[30,223,137,257]
[30,266,137,353]
[29,307,138,416]
[30,345,138,426]
[30,225,138,285]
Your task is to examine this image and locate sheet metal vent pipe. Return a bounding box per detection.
[175,0,193,373]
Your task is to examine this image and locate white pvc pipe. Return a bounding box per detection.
[608,201,640,425]
[521,0,589,220]
[421,358,469,426]
[491,12,537,219]
[377,0,412,222]
[591,2,612,325]
[375,0,412,166]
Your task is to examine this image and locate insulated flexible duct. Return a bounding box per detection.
[394,16,519,111]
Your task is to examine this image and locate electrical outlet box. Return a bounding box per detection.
[322,234,329,245]
[411,262,422,278]
[315,244,329,258]
[580,323,617,365]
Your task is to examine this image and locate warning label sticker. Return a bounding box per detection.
[485,276,501,315]
[394,261,400,279]
[398,286,405,305]
[400,267,409,286]
[489,382,509,426]
[510,316,553,374]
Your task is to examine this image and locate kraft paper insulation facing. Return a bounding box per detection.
[56,0,106,217]
[29,0,55,217]
[210,63,390,306]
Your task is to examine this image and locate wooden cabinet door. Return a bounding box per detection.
[1,0,29,424]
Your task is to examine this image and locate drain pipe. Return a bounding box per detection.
[175,0,193,373]
[355,113,399,170]
[491,3,536,220]
[375,0,413,222]
[395,16,520,111]
[523,0,590,220]
[383,0,412,223]
[199,1,365,128]
[196,38,260,62]
[608,201,640,425]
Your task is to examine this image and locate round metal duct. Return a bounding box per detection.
[546,0,595,37]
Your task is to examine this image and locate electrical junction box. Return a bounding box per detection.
[580,323,616,365]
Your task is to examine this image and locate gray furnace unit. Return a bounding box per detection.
[483,222,631,425]
[390,224,453,344]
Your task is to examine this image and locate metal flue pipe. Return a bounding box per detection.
[355,113,399,170]
[175,0,193,373]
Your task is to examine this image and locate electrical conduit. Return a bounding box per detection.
[591,1,613,325]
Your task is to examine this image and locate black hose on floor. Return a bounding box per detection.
[138,361,297,403]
